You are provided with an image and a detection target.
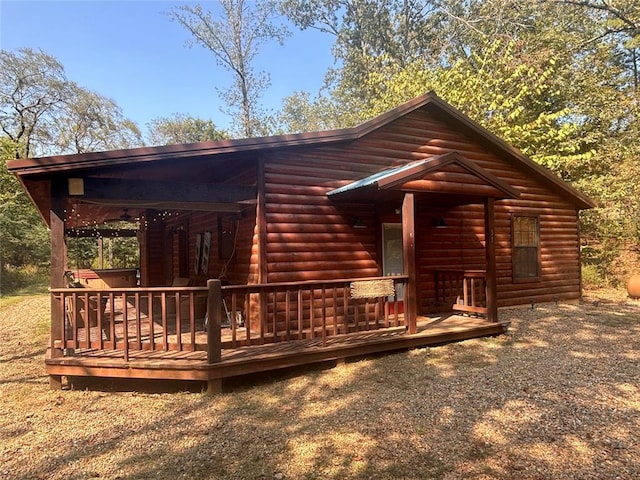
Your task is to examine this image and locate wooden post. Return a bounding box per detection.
[484,197,498,322]
[49,181,67,389]
[402,193,417,334]
[256,158,268,333]
[97,236,104,269]
[206,279,222,394]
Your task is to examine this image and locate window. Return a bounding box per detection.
[512,216,539,280]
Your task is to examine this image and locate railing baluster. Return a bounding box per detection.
[58,292,67,350]
[470,278,476,309]
[285,289,291,341]
[108,293,115,350]
[122,292,129,362]
[272,288,277,340]
[175,292,182,352]
[189,291,196,351]
[342,285,349,334]
[463,277,469,307]
[321,286,327,345]
[83,291,91,350]
[297,288,304,338]
[231,291,238,347]
[354,298,360,332]
[309,287,315,339]
[245,290,251,345]
[135,292,142,350]
[332,285,338,335]
[161,293,168,351]
[148,292,155,351]
[96,292,103,349]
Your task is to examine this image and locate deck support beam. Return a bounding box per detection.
[402,193,418,334]
[207,378,222,395]
[484,197,498,322]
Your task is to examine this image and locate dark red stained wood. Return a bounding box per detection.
[484,197,497,322]
[76,177,256,203]
[140,210,165,286]
[49,180,65,389]
[207,280,222,364]
[256,108,584,310]
[402,193,418,334]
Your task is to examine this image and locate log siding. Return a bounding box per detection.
[261,109,583,309]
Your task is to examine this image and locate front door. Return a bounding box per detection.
[382,223,404,309]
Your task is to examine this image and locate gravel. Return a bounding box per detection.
[0,288,638,479]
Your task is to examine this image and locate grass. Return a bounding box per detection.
[1,289,639,479]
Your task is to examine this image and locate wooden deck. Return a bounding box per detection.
[46,313,508,390]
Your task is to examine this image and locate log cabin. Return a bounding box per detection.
[7,91,595,392]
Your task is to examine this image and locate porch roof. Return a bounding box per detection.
[327,151,521,202]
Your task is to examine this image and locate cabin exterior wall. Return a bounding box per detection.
[260,109,583,309]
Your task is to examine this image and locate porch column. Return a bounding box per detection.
[402,193,417,334]
[484,197,498,322]
[49,181,67,389]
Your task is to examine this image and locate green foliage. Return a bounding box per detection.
[581,264,607,288]
[55,85,143,153]
[1,138,50,269]
[66,238,98,270]
[66,237,139,270]
[0,264,49,296]
[581,238,622,287]
[350,37,596,179]
[275,91,346,133]
[146,113,228,145]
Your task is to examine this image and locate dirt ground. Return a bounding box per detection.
[1,288,639,479]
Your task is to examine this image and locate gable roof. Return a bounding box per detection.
[328,151,521,201]
[7,91,595,209]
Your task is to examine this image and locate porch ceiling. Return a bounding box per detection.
[28,173,257,228]
[327,152,520,204]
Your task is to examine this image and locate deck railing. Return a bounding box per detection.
[50,275,408,362]
[216,276,408,348]
[434,269,487,316]
[50,286,209,361]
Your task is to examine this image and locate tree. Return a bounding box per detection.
[169,1,290,138]
[55,85,143,153]
[0,137,50,271]
[0,48,70,158]
[275,91,344,133]
[1,48,142,158]
[146,113,228,145]
[283,0,441,111]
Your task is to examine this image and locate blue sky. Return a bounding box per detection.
[0,0,336,134]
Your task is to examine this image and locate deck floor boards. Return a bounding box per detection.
[47,313,508,384]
